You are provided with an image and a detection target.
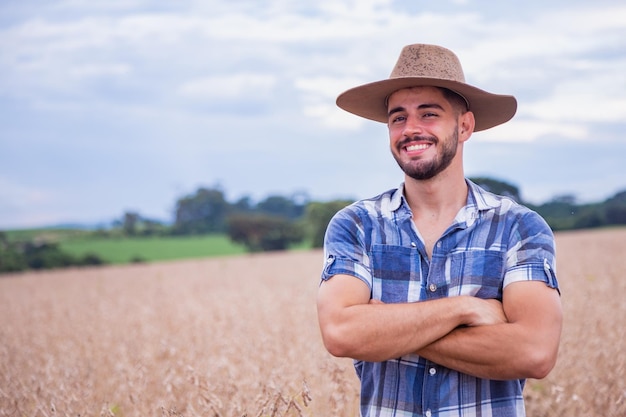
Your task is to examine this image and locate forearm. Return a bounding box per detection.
[417,323,522,379]
[357,298,480,361]
[326,299,466,361]
[417,281,562,380]
[318,274,510,363]
[319,296,474,362]
[418,321,557,380]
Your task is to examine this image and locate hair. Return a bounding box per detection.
[439,87,470,116]
[384,86,470,117]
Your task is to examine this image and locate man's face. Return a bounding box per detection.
[387,86,461,181]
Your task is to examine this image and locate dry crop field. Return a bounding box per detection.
[1,228,625,416]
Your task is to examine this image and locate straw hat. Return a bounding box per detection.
[336,44,517,131]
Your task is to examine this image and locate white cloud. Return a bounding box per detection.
[525,94,626,124]
[294,76,372,129]
[0,177,56,228]
[458,5,626,99]
[178,73,277,100]
[0,177,51,205]
[301,103,366,130]
[475,119,589,143]
[69,63,131,78]
[513,57,626,125]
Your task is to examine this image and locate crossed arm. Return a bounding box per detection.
[316,274,562,380]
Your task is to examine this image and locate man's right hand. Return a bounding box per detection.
[463,297,507,327]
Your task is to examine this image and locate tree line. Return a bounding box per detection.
[58,178,626,247]
[0,233,105,273]
[470,177,626,231]
[2,178,625,273]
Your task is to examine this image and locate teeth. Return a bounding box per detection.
[406,143,430,151]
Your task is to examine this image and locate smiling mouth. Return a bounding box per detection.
[399,136,437,153]
[405,143,431,152]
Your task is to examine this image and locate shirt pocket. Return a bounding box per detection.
[447,250,506,300]
[371,244,419,303]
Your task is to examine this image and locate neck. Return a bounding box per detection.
[403,169,468,218]
[403,169,468,258]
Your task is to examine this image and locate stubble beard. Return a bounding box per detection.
[392,128,459,181]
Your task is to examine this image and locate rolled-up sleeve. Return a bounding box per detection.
[504,211,560,292]
[321,207,373,289]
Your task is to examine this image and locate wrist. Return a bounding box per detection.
[456,296,478,326]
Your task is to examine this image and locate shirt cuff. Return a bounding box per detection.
[504,258,559,292]
[321,255,372,289]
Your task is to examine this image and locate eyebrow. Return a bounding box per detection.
[387,103,446,118]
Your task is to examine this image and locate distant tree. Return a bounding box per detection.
[573,209,605,229]
[173,187,230,235]
[0,248,27,272]
[21,241,78,270]
[534,196,580,231]
[113,211,167,236]
[232,196,254,213]
[256,193,309,220]
[0,234,106,273]
[541,196,578,214]
[305,200,354,248]
[122,211,140,235]
[0,232,27,272]
[604,190,626,225]
[227,214,304,252]
[79,253,105,266]
[140,219,167,236]
[550,194,578,205]
[469,177,522,202]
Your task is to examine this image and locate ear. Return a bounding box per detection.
[458,111,475,143]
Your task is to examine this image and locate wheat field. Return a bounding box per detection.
[1,228,625,416]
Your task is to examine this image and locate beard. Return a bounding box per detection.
[392,128,459,181]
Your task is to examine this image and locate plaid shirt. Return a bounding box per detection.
[321,180,559,417]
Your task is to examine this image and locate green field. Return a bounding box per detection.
[2,227,312,269]
[3,228,92,242]
[59,235,248,264]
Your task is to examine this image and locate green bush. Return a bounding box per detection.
[0,235,107,274]
[304,200,353,248]
[227,214,304,252]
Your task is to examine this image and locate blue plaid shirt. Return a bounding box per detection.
[321,180,559,417]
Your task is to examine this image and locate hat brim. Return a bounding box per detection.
[336,77,517,132]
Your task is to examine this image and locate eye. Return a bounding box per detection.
[390,115,406,124]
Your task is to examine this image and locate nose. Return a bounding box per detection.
[402,115,423,138]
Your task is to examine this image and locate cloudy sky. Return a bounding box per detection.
[1,0,625,229]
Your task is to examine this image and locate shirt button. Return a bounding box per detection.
[410,241,417,247]
[429,367,436,376]
[436,242,442,248]
[429,283,437,292]
[425,410,432,417]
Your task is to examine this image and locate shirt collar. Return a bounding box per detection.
[457,180,502,227]
[389,183,406,212]
[466,179,502,211]
[389,180,501,224]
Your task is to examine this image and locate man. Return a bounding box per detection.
[316,44,562,417]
